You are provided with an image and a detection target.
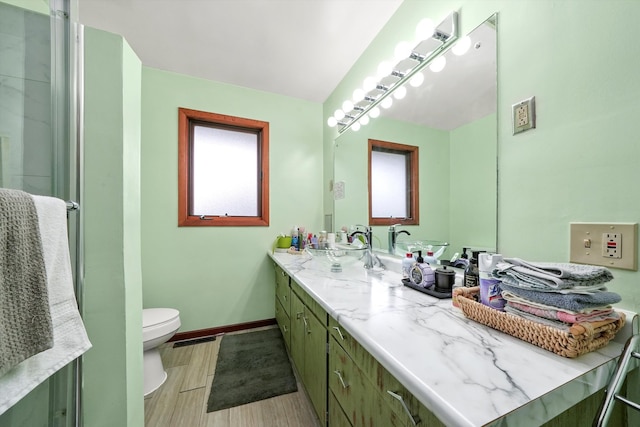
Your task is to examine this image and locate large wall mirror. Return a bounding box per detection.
[333,14,497,259]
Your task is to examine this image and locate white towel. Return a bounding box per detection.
[0,195,91,415]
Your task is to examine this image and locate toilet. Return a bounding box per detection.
[143,308,181,396]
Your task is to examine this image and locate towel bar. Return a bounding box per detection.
[66,200,79,211]
[593,334,640,426]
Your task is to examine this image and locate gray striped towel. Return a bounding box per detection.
[0,189,53,377]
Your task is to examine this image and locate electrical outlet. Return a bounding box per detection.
[570,223,637,270]
[512,96,536,135]
[603,233,622,258]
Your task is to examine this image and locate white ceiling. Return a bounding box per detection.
[78,0,404,103]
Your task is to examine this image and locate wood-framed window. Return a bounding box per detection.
[368,139,419,226]
[178,107,269,226]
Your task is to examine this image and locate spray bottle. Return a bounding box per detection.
[478,253,506,310]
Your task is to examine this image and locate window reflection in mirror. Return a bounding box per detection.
[369,139,418,226]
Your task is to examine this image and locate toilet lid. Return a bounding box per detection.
[143,308,180,328]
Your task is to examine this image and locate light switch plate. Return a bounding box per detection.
[570,223,638,270]
[512,96,536,135]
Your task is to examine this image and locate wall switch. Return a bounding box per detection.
[570,223,637,270]
[512,96,536,135]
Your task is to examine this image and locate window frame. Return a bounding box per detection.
[178,107,269,227]
[368,139,419,226]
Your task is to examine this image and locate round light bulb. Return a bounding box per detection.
[452,35,471,56]
[369,107,381,118]
[394,41,413,61]
[351,122,361,132]
[393,86,407,100]
[327,116,337,128]
[415,18,435,41]
[359,115,370,126]
[377,60,394,79]
[429,56,446,73]
[353,88,365,102]
[409,72,424,87]
[363,76,377,92]
[334,109,345,120]
[342,100,354,113]
[380,97,393,109]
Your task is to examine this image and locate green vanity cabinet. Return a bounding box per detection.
[273,264,291,350]
[274,263,291,315]
[280,272,328,426]
[329,335,403,426]
[329,318,445,427]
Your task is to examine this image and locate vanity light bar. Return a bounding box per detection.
[331,11,458,134]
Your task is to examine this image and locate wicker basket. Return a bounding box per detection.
[452,287,625,358]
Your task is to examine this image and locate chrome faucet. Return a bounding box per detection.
[388,224,411,255]
[349,225,385,270]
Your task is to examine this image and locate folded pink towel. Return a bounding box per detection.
[507,301,619,324]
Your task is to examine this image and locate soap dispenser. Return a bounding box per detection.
[463,250,485,288]
[409,251,435,289]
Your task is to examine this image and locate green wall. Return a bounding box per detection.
[82,27,143,427]
[1,0,47,13]
[324,0,640,314]
[449,113,497,254]
[140,69,323,332]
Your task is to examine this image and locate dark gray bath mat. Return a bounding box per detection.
[207,328,297,412]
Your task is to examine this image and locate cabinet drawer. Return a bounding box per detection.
[329,317,358,360]
[274,264,291,316]
[290,278,328,327]
[275,297,290,351]
[329,337,403,427]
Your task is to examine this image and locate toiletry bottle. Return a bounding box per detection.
[402,252,415,280]
[463,251,480,288]
[410,251,435,289]
[298,228,305,250]
[424,249,437,266]
[478,253,505,310]
[291,232,299,251]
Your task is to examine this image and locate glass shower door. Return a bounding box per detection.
[0,0,79,426]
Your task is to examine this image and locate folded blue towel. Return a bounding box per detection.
[492,258,613,291]
[499,283,621,312]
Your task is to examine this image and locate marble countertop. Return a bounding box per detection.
[269,250,637,427]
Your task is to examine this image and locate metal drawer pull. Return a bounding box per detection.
[281,271,287,277]
[387,390,420,426]
[332,326,345,341]
[334,370,349,389]
[303,316,309,332]
[296,312,303,319]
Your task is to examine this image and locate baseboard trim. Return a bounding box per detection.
[169,318,277,342]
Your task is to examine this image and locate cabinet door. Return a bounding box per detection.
[329,390,353,427]
[304,309,327,426]
[290,292,306,377]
